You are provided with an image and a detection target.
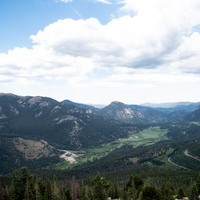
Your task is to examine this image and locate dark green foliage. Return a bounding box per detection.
[141,185,162,200]
[121,187,129,200]
[177,187,186,199]
[44,178,53,200]
[0,185,10,200]
[196,174,200,195]
[24,179,34,200]
[189,182,199,200]
[170,142,200,171]
[52,174,60,200]
[126,173,144,190]
[161,186,174,200]
[64,188,72,200]
[90,173,111,200]
[10,167,34,200]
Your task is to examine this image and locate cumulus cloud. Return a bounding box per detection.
[0,0,200,86]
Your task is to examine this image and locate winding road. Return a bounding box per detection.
[168,149,200,170]
[168,156,191,170]
[184,149,200,161]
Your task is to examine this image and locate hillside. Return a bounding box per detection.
[61,99,95,109]
[0,93,143,150]
[95,101,188,124]
[1,93,200,177]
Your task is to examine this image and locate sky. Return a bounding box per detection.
[0,0,200,105]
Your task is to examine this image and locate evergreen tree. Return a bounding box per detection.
[63,181,72,200]
[126,173,144,191]
[64,188,72,200]
[52,174,60,200]
[24,179,34,200]
[34,178,43,200]
[37,178,46,198]
[113,181,119,199]
[143,185,162,200]
[189,182,199,200]
[121,187,129,200]
[0,185,10,200]
[19,167,33,200]
[71,176,77,200]
[90,173,110,200]
[44,178,53,200]
[177,187,186,199]
[11,167,33,200]
[161,186,174,200]
[196,174,200,195]
[11,171,20,200]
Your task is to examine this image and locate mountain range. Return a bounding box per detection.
[62,100,190,124]
[1,93,200,175]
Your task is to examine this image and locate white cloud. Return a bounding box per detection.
[105,73,200,83]
[0,0,200,89]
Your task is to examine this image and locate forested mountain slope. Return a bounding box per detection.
[94,101,188,124]
[0,93,143,150]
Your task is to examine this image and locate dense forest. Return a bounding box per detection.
[1,167,200,200]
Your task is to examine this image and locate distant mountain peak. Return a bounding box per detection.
[195,105,200,111]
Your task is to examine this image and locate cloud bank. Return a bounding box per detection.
[1,0,200,87]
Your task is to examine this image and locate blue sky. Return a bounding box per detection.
[1,0,200,105]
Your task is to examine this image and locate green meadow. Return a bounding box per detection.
[53,126,169,169]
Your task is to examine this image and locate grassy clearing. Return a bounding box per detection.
[13,137,55,159]
[53,126,169,169]
[145,148,180,170]
[53,160,70,169]
[191,121,200,126]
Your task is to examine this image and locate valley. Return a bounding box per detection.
[1,93,200,196]
[53,126,169,169]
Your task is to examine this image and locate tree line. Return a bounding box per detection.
[1,167,200,200]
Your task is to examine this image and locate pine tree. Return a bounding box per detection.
[121,187,129,200]
[37,178,46,198]
[189,182,199,200]
[196,174,200,195]
[177,187,186,199]
[71,176,77,200]
[34,178,43,200]
[44,178,53,200]
[142,185,162,200]
[11,167,33,200]
[64,188,72,200]
[11,171,20,200]
[24,179,34,200]
[19,167,33,200]
[90,173,108,200]
[113,181,119,199]
[52,174,60,200]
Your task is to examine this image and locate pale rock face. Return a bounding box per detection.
[35,111,43,118]
[10,105,19,115]
[0,114,7,119]
[39,101,50,107]
[70,108,82,114]
[54,115,76,124]
[86,109,92,114]
[51,106,61,113]
[124,108,134,116]
[28,96,41,105]
[116,108,134,119]
[137,111,145,118]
